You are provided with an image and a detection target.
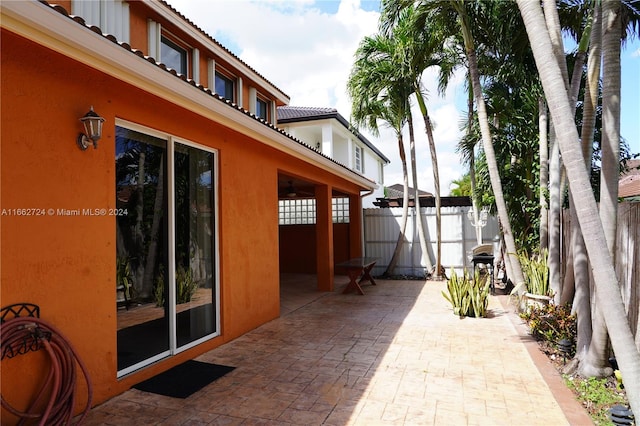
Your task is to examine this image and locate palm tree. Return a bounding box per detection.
[348,33,414,275]
[517,0,640,415]
[382,0,527,288]
[387,5,444,278]
[451,0,527,289]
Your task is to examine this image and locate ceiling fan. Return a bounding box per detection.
[279,180,314,198]
[285,180,297,198]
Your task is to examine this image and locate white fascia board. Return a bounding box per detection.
[0,1,373,191]
[142,0,290,105]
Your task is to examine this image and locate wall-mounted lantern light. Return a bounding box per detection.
[77,106,105,150]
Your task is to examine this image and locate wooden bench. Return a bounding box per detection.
[335,257,378,295]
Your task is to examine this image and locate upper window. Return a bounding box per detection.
[355,146,364,173]
[256,98,268,121]
[215,72,235,102]
[161,36,187,75]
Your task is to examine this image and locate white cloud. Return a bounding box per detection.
[165,0,469,195]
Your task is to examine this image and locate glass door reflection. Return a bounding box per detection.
[174,143,216,348]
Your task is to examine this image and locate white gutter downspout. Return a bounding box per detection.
[360,188,375,257]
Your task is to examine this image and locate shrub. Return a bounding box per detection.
[442,269,491,318]
[519,302,576,350]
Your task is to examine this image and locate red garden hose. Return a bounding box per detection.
[1,316,93,425]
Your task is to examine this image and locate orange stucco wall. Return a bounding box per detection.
[279,223,350,273]
[1,27,364,419]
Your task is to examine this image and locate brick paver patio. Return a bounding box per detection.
[83,275,592,425]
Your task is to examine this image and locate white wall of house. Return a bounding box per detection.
[281,119,386,207]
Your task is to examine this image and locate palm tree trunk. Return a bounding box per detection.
[454,3,526,289]
[580,0,621,379]
[539,97,549,252]
[518,0,640,415]
[407,111,434,275]
[142,154,165,299]
[385,134,410,276]
[415,90,442,278]
[600,0,621,257]
[465,83,482,246]
[543,0,569,303]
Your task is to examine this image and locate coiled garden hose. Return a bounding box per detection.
[1,316,93,425]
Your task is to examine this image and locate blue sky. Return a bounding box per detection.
[168,0,640,192]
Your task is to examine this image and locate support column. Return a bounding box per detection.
[321,124,333,158]
[316,184,334,291]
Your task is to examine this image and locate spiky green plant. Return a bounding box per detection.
[442,269,491,318]
[511,249,550,296]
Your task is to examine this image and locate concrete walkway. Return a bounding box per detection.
[84,278,592,425]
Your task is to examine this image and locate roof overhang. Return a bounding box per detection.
[1,0,375,193]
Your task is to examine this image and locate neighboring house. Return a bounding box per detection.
[619,159,640,201]
[373,184,471,208]
[1,0,375,416]
[277,106,390,207]
[385,183,433,199]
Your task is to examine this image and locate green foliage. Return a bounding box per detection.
[513,249,550,296]
[154,264,198,307]
[442,269,491,318]
[116,256,134,300]
[176,265,198,304]
[520,302,576,346]
[450,174,472,196]
[563,376,627,425]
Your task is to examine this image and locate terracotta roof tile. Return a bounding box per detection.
[277,106,338,120]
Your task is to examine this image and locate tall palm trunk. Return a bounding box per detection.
[385,134,410,275]
[415,90,442,278]
[539,97,549,252]
[600,0,621,254]
[454,1,526,290]
[142,154,165,299]
[468,88,482,247]
[580,0,622,378]
[518,0,640,415]
[543,0,569,303]
[407,112,434,274]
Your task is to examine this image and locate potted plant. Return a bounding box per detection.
[513,250,552,309]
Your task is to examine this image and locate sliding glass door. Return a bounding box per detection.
[116,123,218,376]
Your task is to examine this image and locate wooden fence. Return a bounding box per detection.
[562,201,640,349]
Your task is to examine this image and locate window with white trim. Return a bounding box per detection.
[161,36,187,75]
[256,97,268,121]
[215,72,235,102]
[354,145,364,173]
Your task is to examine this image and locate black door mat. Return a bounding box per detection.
[133,360,235,398]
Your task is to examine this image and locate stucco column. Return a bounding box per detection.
[315,184,334,291]
[321,124,333,158]
[349,193,363,258]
